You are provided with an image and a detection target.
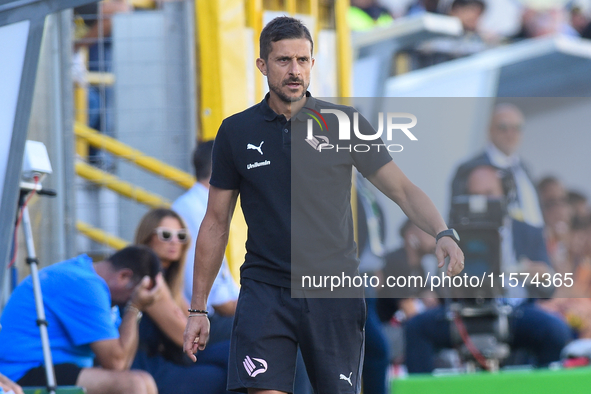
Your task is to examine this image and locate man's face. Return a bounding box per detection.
[467,167,504,197]
[540,182,571,228]
[258,38,314,103]
[450,4,484,32]
[105,266,137,306]
[489,107,524,156]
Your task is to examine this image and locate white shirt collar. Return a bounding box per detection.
[485,143,519,169]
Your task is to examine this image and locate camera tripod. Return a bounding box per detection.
[17,185,57,394]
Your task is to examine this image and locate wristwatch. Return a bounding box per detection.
[125,303,143,323]
[436,229,460,244]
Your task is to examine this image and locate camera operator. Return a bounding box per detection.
[404,165,571,373]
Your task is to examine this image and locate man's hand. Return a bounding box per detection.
[183,315,210,362]
[436,237,464,276]
[130,273,164,310]
[0,373,24,394]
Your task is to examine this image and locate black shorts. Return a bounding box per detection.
[228,278,366,393]
[17,363,82,387]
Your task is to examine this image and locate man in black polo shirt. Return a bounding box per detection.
[184,16,464,394]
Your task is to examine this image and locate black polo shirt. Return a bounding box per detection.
[210,92,392,288]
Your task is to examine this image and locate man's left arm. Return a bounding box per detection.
[367,161,464,276]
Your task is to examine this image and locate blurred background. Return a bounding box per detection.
[2,0,591,392]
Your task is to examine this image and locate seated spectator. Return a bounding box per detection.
[513,6,573,40]
[377,220,439,365]
[568,190,589,223]
[536,182,591,340]
[448,0,486,33]
[0,247,162,394]
[538,176,572,274]
[569,4,591,37]
[406,0,441,16]
[132,208,231,394]
[378,220,439,324]
[412,0,487,67]
[404,165,571,373]
[539,215,591,336]
[172,141,238,345]
[569,216,591,276]
[348,0,394,31]
[0,372,23,394]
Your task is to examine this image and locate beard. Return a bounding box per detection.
[268,77,308,103]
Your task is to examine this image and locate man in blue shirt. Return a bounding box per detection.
[0,246,163,394]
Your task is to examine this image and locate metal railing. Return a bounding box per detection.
[73,0,350,258]
[76,221,128,250]
[74,123,195,189]
[75,161,172,208]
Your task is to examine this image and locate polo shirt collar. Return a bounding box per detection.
[260,91,315,121]
[261,92,279,121]
[294,92,316,122]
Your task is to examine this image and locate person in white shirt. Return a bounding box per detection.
[172,141,239,343]
[451,103,544,228]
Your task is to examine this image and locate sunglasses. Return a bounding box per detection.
[154,227,188,243]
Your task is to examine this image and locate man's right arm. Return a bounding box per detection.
[90,274,163,370]
[184,186,239,361]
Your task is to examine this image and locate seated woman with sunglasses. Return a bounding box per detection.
[132,208,231,394]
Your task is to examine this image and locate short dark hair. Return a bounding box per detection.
[464,164,518,199]
[192,140,214,181]
[451,0,486,12]
[568,190,587,205]
[537,176,560,195]
[260,16,313,61]
[108,245,161,284]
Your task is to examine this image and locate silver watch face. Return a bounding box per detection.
[451,228,460,242]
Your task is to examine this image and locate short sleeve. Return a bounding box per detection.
[55,275,118,346]
[349,111,392,178]
[210,122,241,190]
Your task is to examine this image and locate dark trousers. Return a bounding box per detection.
[405,303,572,373]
